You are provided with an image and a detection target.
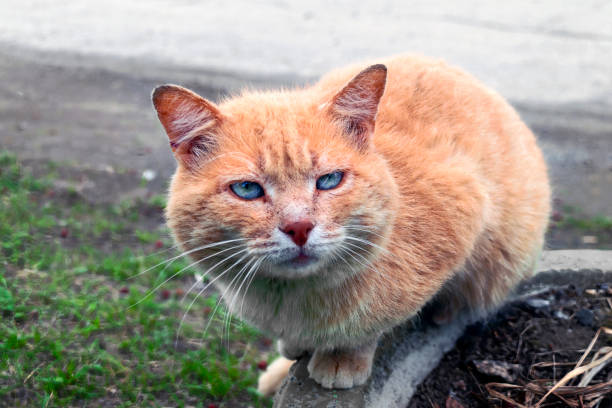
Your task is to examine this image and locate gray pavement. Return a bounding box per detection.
[0,1,610,215]
[2,0,612,105]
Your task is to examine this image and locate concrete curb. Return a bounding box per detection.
[273,250,612,408]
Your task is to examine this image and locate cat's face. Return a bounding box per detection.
[154,65,397,280]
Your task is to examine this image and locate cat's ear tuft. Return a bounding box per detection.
[329,64,387,150]
[152,84,222,167]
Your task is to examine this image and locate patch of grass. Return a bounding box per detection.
[558,215,612,232]
[0,151,273,407]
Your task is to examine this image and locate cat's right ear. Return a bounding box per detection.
[152,84,222,168]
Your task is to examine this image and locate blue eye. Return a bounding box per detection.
[230,181,264,200]
[316,171,344,190]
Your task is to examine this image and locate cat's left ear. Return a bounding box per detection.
[328,64,387,150]
[152,84,222,167]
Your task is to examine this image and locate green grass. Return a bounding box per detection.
[0,151,273,407]
[557,215,612,232]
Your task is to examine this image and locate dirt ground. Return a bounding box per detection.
[409,284,612,408]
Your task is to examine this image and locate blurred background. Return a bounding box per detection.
[1,0,611,222]
[0,1,610,407]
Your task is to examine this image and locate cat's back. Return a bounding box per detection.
[317,54,548,206]
[317,54,532,160]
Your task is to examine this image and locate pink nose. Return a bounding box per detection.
[280,221,314,247]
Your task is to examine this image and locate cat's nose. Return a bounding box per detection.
[280,220,314,247]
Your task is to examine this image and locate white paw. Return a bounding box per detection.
[257,357,295,397]
[307,348,373,389]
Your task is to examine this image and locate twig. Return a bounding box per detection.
[44,391,53,408]
[534,349,612,407]
[23,362,44,384]
[516,321,534,362]
[578,346,612,387]
[573,329,601,371]
[485,383,528,408]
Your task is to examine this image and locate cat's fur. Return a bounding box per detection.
[152,55,550,393]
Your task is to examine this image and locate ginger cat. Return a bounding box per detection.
[151,55,550,394]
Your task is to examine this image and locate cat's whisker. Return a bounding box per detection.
[337,245,371,272]
[227,255,267,341]
[341,245,397,286]
[201,257,256,344]
[221,255,267,347]
[343,225,388,241]
[343,240,377,260]
[127,237,248,280]
[178,246,250,305]
[344,235,390,254]
[336,247,367,280]
[219,258,258,347]
[330,246,355,271]
[175,253,251,347]
[141,236,198,260]
[239,255,267,320]
[338,243,390,279]
[128,244,248,309]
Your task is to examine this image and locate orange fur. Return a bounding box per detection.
[152,54,550,391]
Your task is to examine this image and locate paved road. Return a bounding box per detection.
[0,1,610,215]
[1,0,611,104]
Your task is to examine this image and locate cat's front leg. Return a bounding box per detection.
[307,338,378,389]
[278,339,308,360]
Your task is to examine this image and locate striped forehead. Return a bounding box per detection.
[258,129,314,182]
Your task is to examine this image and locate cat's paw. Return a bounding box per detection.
[257,356,295,397]
[307,347,375,389]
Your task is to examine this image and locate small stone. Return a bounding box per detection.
[525,299,550,309]
[452,379,467,391]
[473,360,521,382]
[553,310,570,320]
[575,308,595,327]
[142,169,157,181]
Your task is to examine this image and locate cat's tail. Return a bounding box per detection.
[257,356,295,397]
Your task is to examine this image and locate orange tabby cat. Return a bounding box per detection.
[151,55,550,394]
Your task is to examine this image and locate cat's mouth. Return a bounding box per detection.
[284,249,318,268]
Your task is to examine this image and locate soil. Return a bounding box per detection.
[409,284,612,408]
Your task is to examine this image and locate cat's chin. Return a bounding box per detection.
[261,254,331,279]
